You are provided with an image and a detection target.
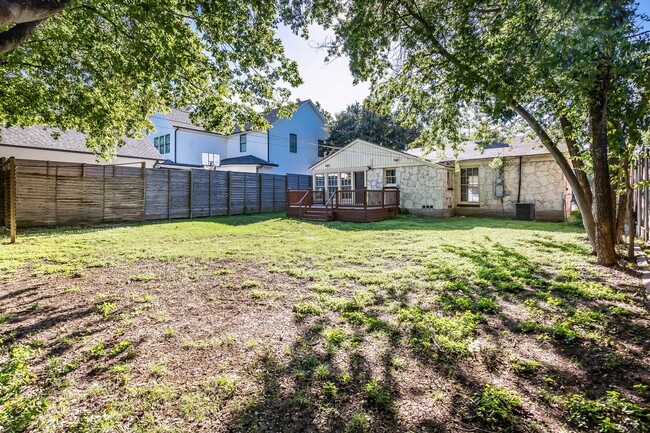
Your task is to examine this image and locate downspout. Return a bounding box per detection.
[517,156,522,203]
[267,130,270,165]
[174,127,179,164]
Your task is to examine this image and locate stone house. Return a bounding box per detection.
[309,138,571,221]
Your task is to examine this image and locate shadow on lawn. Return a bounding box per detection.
[224,236,648,433]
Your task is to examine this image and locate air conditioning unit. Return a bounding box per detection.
[515,203,535,221]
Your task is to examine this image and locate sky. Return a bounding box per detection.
[276,24,370,116]
[277,2,650,117]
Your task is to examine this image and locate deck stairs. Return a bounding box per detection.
[300,206,333,222]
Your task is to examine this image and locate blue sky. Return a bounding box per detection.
[278,2,650,116]
[277,24,369,116]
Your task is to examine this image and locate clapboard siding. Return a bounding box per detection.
[5,158,309,228]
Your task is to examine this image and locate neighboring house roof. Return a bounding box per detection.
[162,100,325,135]
[220,155,278,167]
[408,136,564,162]
[0,126,163,160]
[163,108,209,133]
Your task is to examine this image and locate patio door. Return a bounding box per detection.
[354,171,365,205]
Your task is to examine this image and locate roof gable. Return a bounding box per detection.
[310,139,444,171]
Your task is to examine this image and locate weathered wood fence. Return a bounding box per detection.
[634,157,650,242]
[0,158,311,234]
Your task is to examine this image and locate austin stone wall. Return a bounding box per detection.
[367,164,453,216]
[454,155,569,221]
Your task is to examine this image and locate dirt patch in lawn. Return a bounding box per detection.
[1,219,649,433]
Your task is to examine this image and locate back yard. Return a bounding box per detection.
[1,214,648,433]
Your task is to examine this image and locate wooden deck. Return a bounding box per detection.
[287,189,400,222]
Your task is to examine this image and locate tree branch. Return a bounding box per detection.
[0,0,70,26]
[0,19,42,54]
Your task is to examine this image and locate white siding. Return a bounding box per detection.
[148,114,176,161]
[225,131,268,160]
[312,140,429,173]
[174,130,227,166]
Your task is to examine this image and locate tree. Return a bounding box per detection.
[285,0,650,265]
[0,0,302,158]
[327,102,421,150]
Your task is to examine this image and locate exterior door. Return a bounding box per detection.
[354,171,365,205]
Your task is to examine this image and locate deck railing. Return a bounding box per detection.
[288,188,400,210]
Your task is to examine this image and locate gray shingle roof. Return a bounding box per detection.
[220,155,278,167]
[0,126,163,160]
[407,136,565,162]
[164,100,315,134]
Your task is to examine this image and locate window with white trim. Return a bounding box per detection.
[289,133,297,153]
[327,173,338,191]
[460,167,479,203]
[315,174,325,191]
[384,168,397,186]
[240,134,247,152]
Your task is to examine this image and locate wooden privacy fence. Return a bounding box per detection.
[634,157,650,242]
[0,158,312,234]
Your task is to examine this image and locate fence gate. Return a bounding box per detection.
[1,157,16,243]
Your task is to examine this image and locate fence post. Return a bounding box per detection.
[167,169,171,220]
[141,162,146,223]
[0,157,4,233]
[189,169,193,219]
[9,157,16,243]
[102,165,106,222]
[227,171,231,216]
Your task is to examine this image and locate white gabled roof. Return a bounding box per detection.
[310,139,449,171]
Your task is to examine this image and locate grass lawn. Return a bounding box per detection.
[1,214,649,433]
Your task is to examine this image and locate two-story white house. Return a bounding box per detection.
[148,99,328,175]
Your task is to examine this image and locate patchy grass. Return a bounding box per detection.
[0,214,648,432]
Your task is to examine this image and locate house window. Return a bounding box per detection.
[315,174,325,191]
[340,172,352,190]
[318,139,325,157]
[327,173,338,191]
[240,134,247,152]
[164,134,170,153]
[289,133,297,153]
[385,168,397,186]
[460,167,479,203]
[154,134,170,154]
[154,137,159,152]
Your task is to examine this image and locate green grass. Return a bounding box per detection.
[0,214,647,433]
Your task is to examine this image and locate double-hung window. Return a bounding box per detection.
[240,134,247,152]
[460,167,479,203]
[318,140,325,157]
[289,133,297,153]
[384,168,397,186]
[155,134,171,154]
[327,173,338,191]
[315,174,325,192]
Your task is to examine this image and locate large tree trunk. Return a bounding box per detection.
[589,66,618,266]
[0,0,71,54]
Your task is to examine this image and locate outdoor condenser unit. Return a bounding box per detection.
[515,203,535,221]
